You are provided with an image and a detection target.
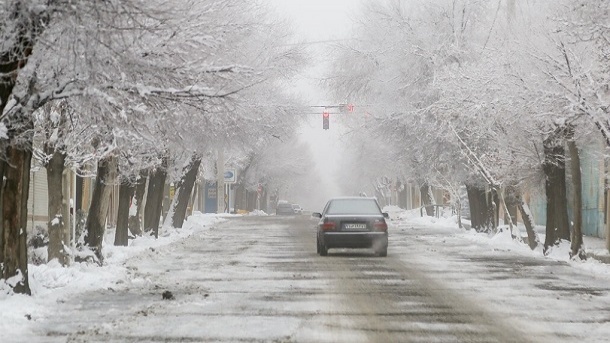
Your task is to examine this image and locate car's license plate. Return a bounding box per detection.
[344,223,367,230]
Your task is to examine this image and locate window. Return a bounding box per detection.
[326,199,381,215]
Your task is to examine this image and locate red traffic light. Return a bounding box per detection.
[323,111,329,118]
[347,104,354,112]
[322,111,329,130]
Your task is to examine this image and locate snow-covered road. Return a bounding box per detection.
[5,214,610,342]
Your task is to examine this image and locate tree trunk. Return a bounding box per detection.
[189,182,198,216]
[496,187,516,237]
[46,149,68,265]
[466,184,493,232]
[567,137,585,259]
[489,187,500,231]
[466,184,482,230]
[1,147,32,294]
[542,128,571,253]
[503,186,519,226]
[420,182,434,216]
[128,172,147,236]
[0,160,4,265]
[144,156,168,238]
[0,4,51,294]
[170,155,202,228]
[506,199,518,227]
[456,200,463,229]
[1,80,36,295]
[84,155,118,263]
[516,195,539,250]
[43,101,71,265]
[143,170,160,234]
[114,178,135,246]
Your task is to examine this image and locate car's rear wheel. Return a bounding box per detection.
[319,239,328,256]
[316,236,321,254]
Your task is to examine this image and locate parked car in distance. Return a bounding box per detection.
[276,202,295,215]
[292,204,303,214]
[313,197,389,257]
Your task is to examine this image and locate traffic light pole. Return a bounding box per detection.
[311,104,355,130]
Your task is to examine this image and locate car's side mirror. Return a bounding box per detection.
[311,212,322,219]
[382,213,389,219]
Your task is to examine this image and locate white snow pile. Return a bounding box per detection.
[392,206,610,276]
[0,212,227,339]
[249,209,268,216]
[384,205,458,229]
[0,212,226,299]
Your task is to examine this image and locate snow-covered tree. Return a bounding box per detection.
[1,0,307,292]
[326,0,496,220]
[324,0,604,255]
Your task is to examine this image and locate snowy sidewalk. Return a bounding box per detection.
[387,206,610,265]
[390,213,610,342]
[0,213,229,341]
[584,236,610,263]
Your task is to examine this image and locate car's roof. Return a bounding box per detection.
[328,196,377,201]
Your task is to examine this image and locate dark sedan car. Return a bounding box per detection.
[313,197,389,257]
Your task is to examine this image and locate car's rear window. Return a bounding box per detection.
[326,199,381,215]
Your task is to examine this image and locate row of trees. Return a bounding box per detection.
[327,0,609,256]
[0,1,308,294]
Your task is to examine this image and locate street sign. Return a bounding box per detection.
[224,169,236,183]
[204,182,218,213]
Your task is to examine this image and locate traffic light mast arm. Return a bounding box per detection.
[311,103,354,112]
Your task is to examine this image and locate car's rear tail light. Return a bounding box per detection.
[322,221,336,231]
[374,220,387,232]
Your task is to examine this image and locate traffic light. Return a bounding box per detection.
[322,111,329,130]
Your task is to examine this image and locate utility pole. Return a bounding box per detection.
[62,169,71,265]
[606,189,610,251]
[217,149,224,214]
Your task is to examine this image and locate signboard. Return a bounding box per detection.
[224,169,236,184]
[204,182,217,213]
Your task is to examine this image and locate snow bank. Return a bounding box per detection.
[387,206,460,229]
[392,206,610,275]
[0,212,227,338]
[249,209,268,216]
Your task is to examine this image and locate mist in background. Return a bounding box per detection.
[266,0,364,212]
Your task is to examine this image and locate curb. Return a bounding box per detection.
[586,252,610,264]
